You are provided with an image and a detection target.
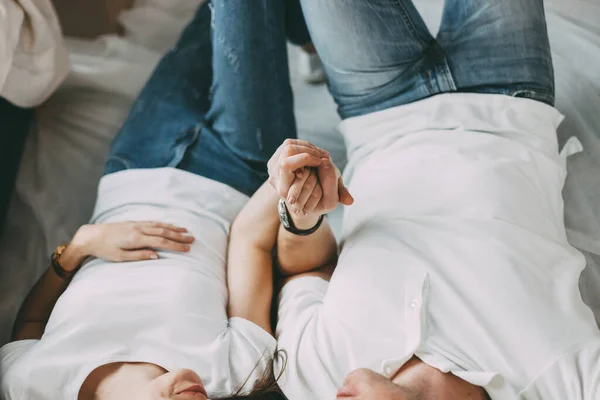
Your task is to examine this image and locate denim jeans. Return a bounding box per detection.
[298,0,555,119]
[104,0,309,196]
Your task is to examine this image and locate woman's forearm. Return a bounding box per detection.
[276,210,338,277]
[13,221,196,341]
[12,239,88,340]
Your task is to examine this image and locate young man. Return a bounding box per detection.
[267,1,600,399]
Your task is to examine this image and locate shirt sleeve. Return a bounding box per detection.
[223,318,277,396]
[275,276,336,400]
[1,340,38,399]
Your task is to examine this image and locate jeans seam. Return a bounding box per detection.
[510,90,554,105]
[435,56,457,92]
[106,155,131,171]
[391,0,429,48]
[170,125,202,168]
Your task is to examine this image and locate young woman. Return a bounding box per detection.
[0,1,326,399]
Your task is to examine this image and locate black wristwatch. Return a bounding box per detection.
[278,197,324,236]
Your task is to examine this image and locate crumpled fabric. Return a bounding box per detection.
[0,0,69,108]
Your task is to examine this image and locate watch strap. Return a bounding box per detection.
[51,244,76,280]
[278,197,325,236]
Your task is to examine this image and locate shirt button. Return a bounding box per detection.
[410,299,419,308]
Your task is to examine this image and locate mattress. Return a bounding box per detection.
[0,0,598,345]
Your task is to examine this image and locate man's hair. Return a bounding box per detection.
[217,349,288,400]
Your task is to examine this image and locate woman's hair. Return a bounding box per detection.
[220,255,288,399]
[218,349,288,400]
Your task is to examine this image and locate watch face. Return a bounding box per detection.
[278,198,291,229]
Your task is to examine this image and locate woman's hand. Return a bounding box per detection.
[69,222,195,267]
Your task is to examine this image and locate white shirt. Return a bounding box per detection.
[0,0,68,107]
[275,94,600,400]
[0,168,276,400]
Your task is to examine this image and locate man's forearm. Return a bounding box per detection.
[277,211,338,276]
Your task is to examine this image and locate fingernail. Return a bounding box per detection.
[150,254,158,259]
[322,158,331,168]
[304,212,309,216]
[288,196,296,204]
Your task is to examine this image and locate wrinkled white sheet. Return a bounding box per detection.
[0,0,598,345]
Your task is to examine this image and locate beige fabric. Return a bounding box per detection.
[0,0,68,108]
[51,0,134,39]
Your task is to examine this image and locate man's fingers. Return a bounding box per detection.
[295,172,319,213]
[277,167,296,199]
[280,153,323,171]
[275,139,328,160]
[140,227,195,244]
[269,140,329,195]
[317,158,341,210]
[285,139,324,151]
[287,168,310,205]
[276,154,322,198]
[282,144,328,160]
[338,179,354,206]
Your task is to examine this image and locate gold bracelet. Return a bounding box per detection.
[50,243,76,280]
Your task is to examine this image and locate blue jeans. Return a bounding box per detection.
[104,0,310,196]
[298,0,555,119]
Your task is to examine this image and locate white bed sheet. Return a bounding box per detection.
[0,0,598,345]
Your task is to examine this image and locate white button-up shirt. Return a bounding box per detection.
[275,94,600,400]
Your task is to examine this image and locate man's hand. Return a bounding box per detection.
[68,222,195,267]
[268,139,329,197]
[267,139,353,217]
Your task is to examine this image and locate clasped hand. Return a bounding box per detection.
[267,139,354,219]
